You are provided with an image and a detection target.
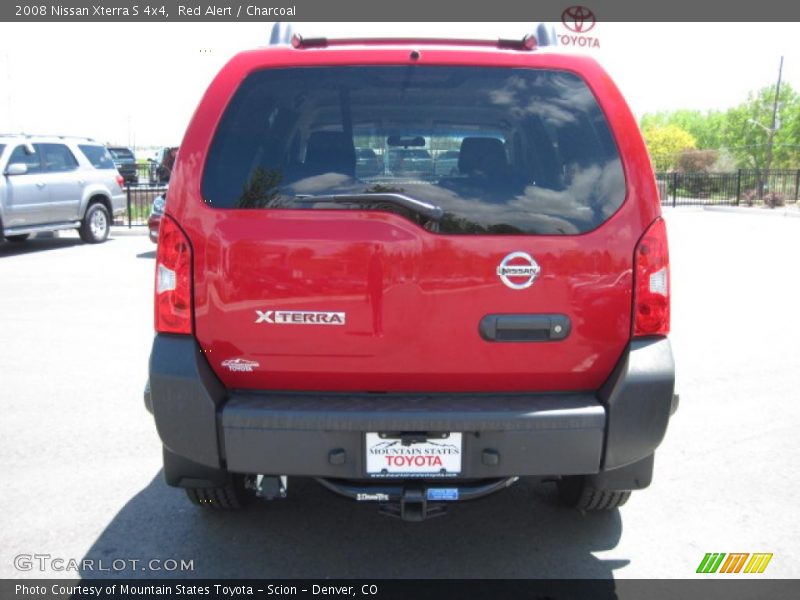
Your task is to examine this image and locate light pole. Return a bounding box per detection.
[747,116,781,173]
[748,56,783,197]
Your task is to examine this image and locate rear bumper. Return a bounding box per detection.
[147,334,675,485]
[221,392,605,478]
[110,192,127,215]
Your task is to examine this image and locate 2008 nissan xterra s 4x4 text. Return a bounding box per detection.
[145,33,677,521]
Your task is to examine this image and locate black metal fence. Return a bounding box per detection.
[114,163,168,227]
[115,185,167,227]
[656,169,800,207]
[114,166,800,224]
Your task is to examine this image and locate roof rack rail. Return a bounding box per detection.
[0,133,96,141]
[290,33,541,51]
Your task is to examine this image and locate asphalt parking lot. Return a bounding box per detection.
[1,209,798,579]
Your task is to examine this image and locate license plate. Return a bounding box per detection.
[365,433,462,477]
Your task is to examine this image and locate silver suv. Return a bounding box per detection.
[0,135,127,243]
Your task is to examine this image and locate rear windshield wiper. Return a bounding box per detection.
[289,193,444,222]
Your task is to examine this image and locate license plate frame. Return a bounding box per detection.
[365,432,463,478]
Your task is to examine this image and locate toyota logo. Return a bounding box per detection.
[561,5,596,33]
[496,252,541,290]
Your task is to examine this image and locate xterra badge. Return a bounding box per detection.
[255,310,346,325]
[496,252,541,290]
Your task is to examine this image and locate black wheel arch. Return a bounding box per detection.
[84,194,112,220]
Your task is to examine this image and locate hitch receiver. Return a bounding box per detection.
[380,488,447,522]
[254,475,287,500]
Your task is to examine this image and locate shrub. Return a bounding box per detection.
[763,192,786,208]
[741,189,758,206]
[677,149,718,173]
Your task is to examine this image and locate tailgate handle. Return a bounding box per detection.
[479,314,571,342]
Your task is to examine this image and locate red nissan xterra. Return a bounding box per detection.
[145,32,677,521]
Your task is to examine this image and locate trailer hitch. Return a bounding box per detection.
[379,487,447,521]
[315,476,519,522]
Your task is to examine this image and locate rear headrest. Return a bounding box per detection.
[458,137,507,177]
[304,131,356,177]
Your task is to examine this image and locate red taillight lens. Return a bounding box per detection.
[155,215,192,334]
[115,174,125,189]
[633,217,670,337]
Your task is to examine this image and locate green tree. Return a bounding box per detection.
[641,109,725,150]
[722,83,800,170]
[642,125,697,171]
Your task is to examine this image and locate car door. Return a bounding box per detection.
[36,143,84,221]
[191,65,636,394]
[2,143,49,227]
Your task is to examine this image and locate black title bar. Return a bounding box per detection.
[2,579,800,600]
[3,0,800,22]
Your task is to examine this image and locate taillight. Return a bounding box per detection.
[155,215,192,334]
[115,174,125,189]
[633,217,670,337]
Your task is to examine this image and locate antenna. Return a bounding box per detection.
[536,23,559,47]
[269,23,294,46]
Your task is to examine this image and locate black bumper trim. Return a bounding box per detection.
[598,337,676,470]
[147,335,675,483]
[222,392,604,432]
[220,394,606,478]
[149,334,225,468]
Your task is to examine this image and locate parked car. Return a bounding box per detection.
[149,146,178,185]
[355,148,383,177]
[147,191,166,243]
[107,146,138,185]
[145,34,676,520]
[1,135,126,243]
[433,149,460,177]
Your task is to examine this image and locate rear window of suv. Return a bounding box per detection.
[108,147,135,161]
[202,66,625,235]
[79,145,115,169]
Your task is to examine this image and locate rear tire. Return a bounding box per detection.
[184,475,254,510]
[79,203,110,243]
[5,234,30,242]
[557,476,631,511]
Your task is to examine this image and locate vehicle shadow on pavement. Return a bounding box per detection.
[80,472,627,580]
[0,237,89,257]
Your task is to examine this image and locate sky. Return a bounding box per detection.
[1,21,798,149]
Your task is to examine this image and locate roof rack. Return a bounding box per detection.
[290,33,541,51]
[0,133,96,141]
